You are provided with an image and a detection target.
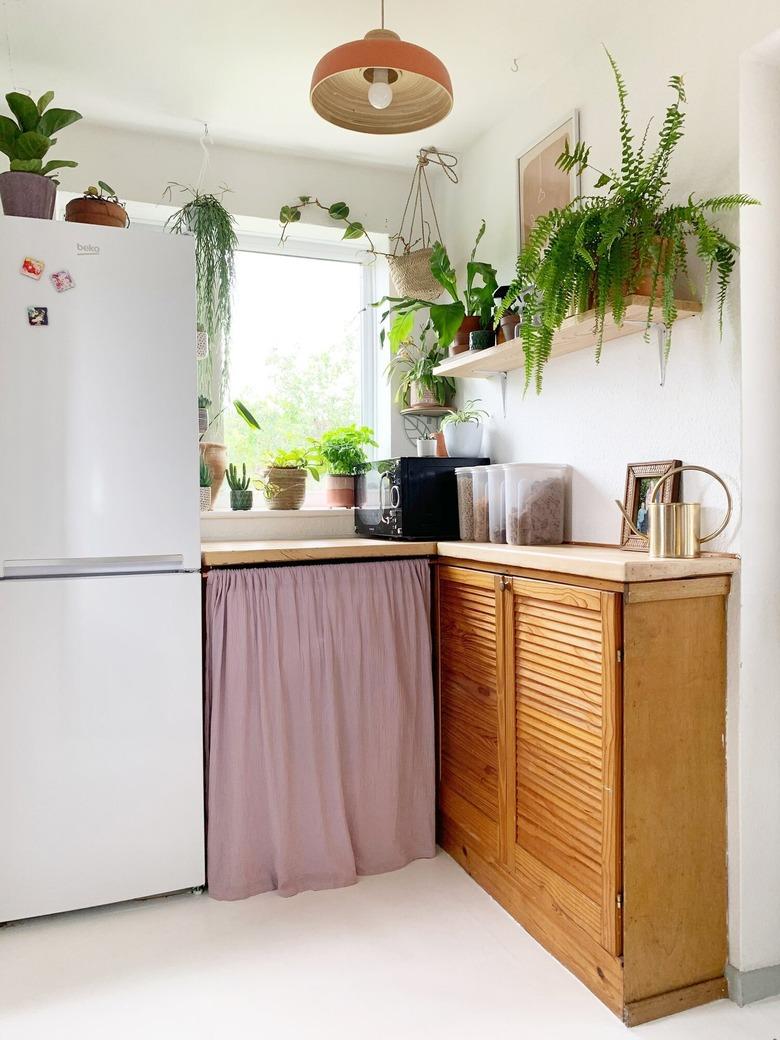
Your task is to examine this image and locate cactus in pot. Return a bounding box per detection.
[199,457,213,512]
[226,462,253,511]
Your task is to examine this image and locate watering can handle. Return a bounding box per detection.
[650,465,733,544]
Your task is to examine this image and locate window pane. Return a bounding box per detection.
[223,250,364,492]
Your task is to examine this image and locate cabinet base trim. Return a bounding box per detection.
[439,815,624,1018]
[623,976,728,1026]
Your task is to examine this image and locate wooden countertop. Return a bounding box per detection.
[202,537,739,582]
[436,542,739,583]
[201,538,437,567]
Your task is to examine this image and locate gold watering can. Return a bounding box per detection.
[615,465,732,559]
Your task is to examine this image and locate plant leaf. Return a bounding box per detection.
[234,399,261,429]
[429,241,460,303]
[97,180,115,196]
[36,90,54,114]
[13,130,51,160]
[5,92,39,131]
[37,106,83,137]
[40,158,78,176]
[328,201,349,220]
[429,301,465,348]
[0,114,19,157]
[10,158,42,172]
[343,221,364,240]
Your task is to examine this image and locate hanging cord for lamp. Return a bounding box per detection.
[2,0,17,91]
[380,0,385,29]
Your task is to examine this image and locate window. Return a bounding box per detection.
[219,238,379,504]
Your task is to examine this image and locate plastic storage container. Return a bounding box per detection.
[472,466,489,542]
[455,467,475,541]
[503,464,568,545]
[486,464,507,543]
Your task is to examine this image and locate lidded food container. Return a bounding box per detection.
[455,467,475,541]
[503,464,568,545]
[471,465,489,542]
[486,465,507,543]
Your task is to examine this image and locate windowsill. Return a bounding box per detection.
[201,508,354,519]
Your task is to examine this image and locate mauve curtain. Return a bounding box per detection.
[204,558,436,899]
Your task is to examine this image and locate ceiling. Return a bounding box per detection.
[0,0,667,167]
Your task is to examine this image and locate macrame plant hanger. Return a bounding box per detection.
[388,147,458,302]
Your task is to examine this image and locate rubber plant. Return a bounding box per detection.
[375,221,498,352]
[165,183,238,387]
[0,91,81,178]
[279,196,374,250]
[498,49,759,392]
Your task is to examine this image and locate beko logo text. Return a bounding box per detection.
[76,243,100,255]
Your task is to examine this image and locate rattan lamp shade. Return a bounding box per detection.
[311,29,453,135]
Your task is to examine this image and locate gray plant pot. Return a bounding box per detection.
[230,488,253,511]
[0,172,56,219]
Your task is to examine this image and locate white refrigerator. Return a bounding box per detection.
[0,215,205,922]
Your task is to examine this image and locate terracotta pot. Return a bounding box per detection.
[325,474,355,508]
[409,383,438,408]
[450,315,482,356]
[497,313,520,344]
[0,171,56,219]
[632,237,673,297]
[65,196,128,228]
[199,442,227,507]
[434,431,448,457]
[265,467,307,510]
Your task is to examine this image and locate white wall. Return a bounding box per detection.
[436,9,780,981]
[736,42,780,975]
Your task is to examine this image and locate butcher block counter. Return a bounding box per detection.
[200,537,437,567]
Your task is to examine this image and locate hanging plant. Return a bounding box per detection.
[498,49,759,393]
[165,183,238,387]
[279,196,374,249]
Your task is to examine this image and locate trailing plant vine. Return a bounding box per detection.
[279,196,374,250]
[498,48,758,393]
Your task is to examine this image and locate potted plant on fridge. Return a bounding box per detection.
[226,462,253,511]
[199,457,213,512]
[439,400,489,457]
[315,424,377,508]
[385,323,456,409]
[375,221,497,356]
[260,446,321,511]
[197,395,210,435]
[0,91,82,219]
[65,181,128,227]
[497,49,759,391]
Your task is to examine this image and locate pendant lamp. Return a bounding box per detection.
[310,1,453,135]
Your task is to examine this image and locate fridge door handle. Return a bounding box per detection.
[2,555,187,578]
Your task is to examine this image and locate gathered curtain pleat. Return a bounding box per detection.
[204,559,436,899]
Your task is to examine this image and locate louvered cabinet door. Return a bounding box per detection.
[509,578,622,955]
[437,566,504,863]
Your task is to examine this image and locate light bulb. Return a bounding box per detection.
[368,68,393,110]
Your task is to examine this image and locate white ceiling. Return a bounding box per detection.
[1,0,619,167]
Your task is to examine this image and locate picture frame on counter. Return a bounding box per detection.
[620,459,682,551]
[516,110,580,251]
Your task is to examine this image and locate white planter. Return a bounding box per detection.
[200,486,212,512]
[443,421,483,457]
[196,328,209,360]
[417,438,438,457]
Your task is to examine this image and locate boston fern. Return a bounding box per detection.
[499,49,758,392]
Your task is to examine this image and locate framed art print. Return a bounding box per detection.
[620,460,682,551]
[516,111,580,251]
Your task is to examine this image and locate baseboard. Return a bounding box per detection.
[726,961,780,1006]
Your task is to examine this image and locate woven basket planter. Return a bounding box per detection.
[264,467,307,510]
[388,248,442,302]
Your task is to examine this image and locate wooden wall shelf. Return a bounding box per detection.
[432,295,702,379]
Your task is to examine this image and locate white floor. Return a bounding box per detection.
[1,851,778,1039]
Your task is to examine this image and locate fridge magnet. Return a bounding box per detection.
[21,257,45,280]
[27,306,49,327]
[50,269,75,293]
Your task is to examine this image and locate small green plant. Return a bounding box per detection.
[498,48,759,391]
[83,180,122,203]
[279,196,374,250]
[165,184,238,383]
[375,221,498,351]
[0,91,82,179]
[199,457,213,488]
[199,399,260,442]
[265,446,321,480]
[439,400,489,428]
[316,425,378,476]
[386,322,456,407]
[226,462,251,491]
[197,394,211,409]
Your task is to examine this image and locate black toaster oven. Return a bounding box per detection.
[354,456,489,541]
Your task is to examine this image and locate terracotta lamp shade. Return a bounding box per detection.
[311,29,453,135]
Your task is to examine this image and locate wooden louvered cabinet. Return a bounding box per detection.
[435,561,730,1026]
